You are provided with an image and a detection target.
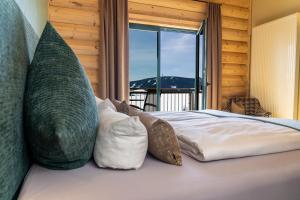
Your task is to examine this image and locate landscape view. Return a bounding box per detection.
[129,29,203,111]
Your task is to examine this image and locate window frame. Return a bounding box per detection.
[129,23,206,110]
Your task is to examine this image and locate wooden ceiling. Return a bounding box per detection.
[128,0,208,30]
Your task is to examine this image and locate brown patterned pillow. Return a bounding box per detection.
[110,99,122,110]
[118,101,130,114]
[231,101,245,115]
[138,113,182,166]
[111,99,133,115]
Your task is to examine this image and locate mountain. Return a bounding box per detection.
[130,76,202,89]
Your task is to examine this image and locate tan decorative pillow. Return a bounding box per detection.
[110,99,122,110]
[114,100,140,116]
[136,113,182,166]
[231,102,245,115]
[126,104,140,116]
[110,99,131,114]
[118,101,130,114]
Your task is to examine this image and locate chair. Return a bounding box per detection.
[130,89,157,112]
[224,97,272,117]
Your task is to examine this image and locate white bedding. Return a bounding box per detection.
[18,152,300,200]
[151,111,300,161]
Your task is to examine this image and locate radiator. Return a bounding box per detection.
[251,13,300,119]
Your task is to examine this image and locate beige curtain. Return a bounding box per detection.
[99,0,129,101]
[206,3,222,110]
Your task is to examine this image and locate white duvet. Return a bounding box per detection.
[151,111,300,161]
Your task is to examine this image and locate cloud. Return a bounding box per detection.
[161,33,195,53]
[129,30,198,80]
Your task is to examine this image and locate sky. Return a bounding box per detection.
[129,29,198,81]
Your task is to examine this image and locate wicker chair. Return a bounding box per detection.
[224,97,272,117]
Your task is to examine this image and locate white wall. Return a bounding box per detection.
[252,0,300,27]
[251,14,300,119]
[14,0,48,36]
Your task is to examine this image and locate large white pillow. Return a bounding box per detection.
[94,107,148,169]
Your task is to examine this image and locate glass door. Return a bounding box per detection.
[129,28,158,111]
[160,31,196,111]
[129,24,206,111]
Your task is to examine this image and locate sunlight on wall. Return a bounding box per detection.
[14,0,48,36]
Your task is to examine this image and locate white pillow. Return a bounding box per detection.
[94,107,148,169]
[97,98,116,113]
[95,96,104,107]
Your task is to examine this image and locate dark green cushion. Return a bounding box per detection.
[24,22,99,170]
[0,1,33,199]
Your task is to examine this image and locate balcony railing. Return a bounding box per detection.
[129,88,202,112]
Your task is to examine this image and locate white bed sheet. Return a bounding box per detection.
[151,111,300,161]
[19,152,300,200]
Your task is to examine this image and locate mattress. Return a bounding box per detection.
[19,151,300,200]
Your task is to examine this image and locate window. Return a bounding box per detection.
[129,24,205,112]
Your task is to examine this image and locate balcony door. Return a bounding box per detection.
[129,24,206,111]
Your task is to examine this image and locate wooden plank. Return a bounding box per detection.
[65,39,99,56]
[129,19,199,30]
[222,86,247,97]
[77,55,99,69]
[52,22,99,41]
[222,75,246,87]
[85,68,99,84]
[222,16,248,31]
[222,52,248,64]
[49,6,100,26]
[128,2,206,22]
[222,40,248,53]
[222,28,249,42]
[92,83,99,96]
[210,0,250,8]
[222,5,249,20]
[128,0,208,13]
[49,0,99,11]
[129,13,200,30]
[222,64,248,76]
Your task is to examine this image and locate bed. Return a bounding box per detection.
[19,110,300,200]
[19,151,300,200]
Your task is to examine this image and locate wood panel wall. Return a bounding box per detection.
[128,0,208,30]
[48,0,100,96]
[211,0,252,107]
[48,0,252,108]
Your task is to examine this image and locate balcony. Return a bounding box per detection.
[129,88,202,112]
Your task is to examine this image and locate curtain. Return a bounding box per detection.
[206,3,222,110]
[99,0,129,101]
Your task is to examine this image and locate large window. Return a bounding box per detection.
[129,24,205,112]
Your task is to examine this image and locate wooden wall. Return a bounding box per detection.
[48,0,252,108]
[48,0,100,96]
[211,0,252,107]
[128,0,208,30]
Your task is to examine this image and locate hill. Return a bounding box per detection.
[130,76,202,89]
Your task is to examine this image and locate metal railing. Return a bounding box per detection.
[129,88,202,112]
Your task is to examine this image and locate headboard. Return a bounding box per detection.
[0,0,39,199]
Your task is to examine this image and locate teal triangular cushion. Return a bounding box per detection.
[24,22,99,169]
